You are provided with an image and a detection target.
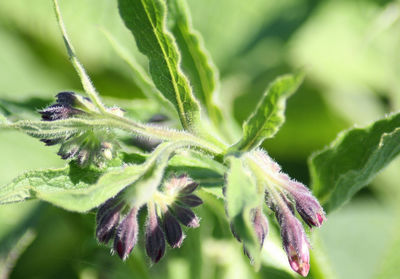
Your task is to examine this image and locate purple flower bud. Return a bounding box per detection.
[56,91,97,113]
[178,194,203,208]
[96,203,122,243]
[40,138,63,146]
[278,209,310,277]
[145,208,166,263]
[39,104,82,121]
[292,192,326,228]
[179,182,199,195]
[252,208,268,248]
[56,91,81,106]
[114,208,139,261]
[162,211,184,248]
[96,198,119,224]
[172,205,200,228]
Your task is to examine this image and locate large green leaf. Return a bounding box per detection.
[166,0,222,127]
[118,0,201,131]
[310,112,400,212]
[0,141,199,212]
[0,159,141,212]
[101,29,177,119]
[225,156,261,268]
[230,73,304,152]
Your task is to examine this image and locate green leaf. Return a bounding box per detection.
[225,155,261,268]
[0,161,128,211]
[230,73,304,152]
[101,29,177,119]
[166,0,223,127]
[118,0,201,131]
[0,140,196,212]
[310,112,400,212]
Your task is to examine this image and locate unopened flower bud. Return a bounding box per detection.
[179,182,199,195]
[39,104,83,121]
[178,194,203,208]
[101,142,114,161]
[278,209,310,277]
[172,205,200,228]
[252,208,268,248]
[40,138,63,146]
[114,207,139,261]
[39,92,120,167]
[145,207,166,263]
[56,91,97,113]
[96,203,122,243]
[162,211,184,248]
[292,192,326,228]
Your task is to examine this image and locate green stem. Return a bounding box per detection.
[53,0,106,113]
[104,112,226,155]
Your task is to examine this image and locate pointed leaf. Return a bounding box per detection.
[118,0,201,131]
[101,29,176,118]
[231,73,304,152]
[166,0,223,126]
[310,112,400,212]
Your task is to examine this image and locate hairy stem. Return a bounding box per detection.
[53,0,106,113]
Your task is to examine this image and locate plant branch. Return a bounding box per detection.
[53,0,106,113]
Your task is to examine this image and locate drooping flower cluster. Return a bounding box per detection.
[249,150,326,277]
[95,175,202,262]
[39,92,121,166]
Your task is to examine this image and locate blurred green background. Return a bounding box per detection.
[1,0,400,278]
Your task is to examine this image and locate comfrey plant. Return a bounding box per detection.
[1,0,322,276]
[3,0,399,278]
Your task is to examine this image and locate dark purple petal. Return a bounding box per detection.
[162,211,184,248]
[277,208,310,277]
[96,204,122,244]
[39,104,82,121]
[293,192,326,228]
[114,208,139,261]
[145,209,165,263]
[178,194,203,207]
[40,138,63,146]
[96,198,120,224]
[252,209,268,248]
[180,182,199,195]
[172,205,200,228]
[56,91,79,105]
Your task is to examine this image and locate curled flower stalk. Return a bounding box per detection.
[235,150,326,277]
[38,92,121,166]
[95,175,203,262]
